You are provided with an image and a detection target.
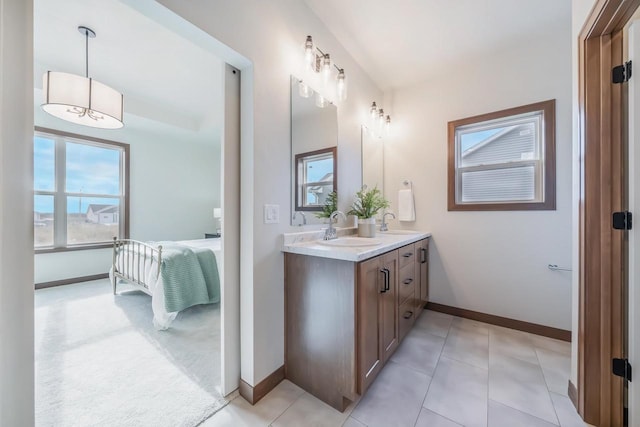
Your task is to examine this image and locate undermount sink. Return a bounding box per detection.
[379,230,419,235]
[318,237,383,247]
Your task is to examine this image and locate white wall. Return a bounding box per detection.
[384,28,573,330]
[155,0,383,386]
[33,110,221,283]
[570,0,597,388]
[0,0,35,424]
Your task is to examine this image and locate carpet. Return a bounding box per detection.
[35,279,227,427]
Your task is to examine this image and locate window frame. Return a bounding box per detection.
[447,100,556,211]
[294,146,337,212]
[34,127,130,253]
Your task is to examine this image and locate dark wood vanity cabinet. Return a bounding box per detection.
[284,237,429,412]
[357,250,398,393]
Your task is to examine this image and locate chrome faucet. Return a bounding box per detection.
[324,210,347,240]
[380,211,396,232]
[292,211,307,226]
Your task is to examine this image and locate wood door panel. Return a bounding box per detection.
[357,256,383,393]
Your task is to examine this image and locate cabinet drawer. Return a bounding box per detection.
[399,298,416,341]
[398,243,416,269]
[398,263,415,305]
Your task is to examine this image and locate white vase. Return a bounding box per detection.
[358,217,376,238]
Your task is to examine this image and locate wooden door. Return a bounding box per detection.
[380,251,399,363]
[357,256,384,393]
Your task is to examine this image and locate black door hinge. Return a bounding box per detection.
[613,211,633,230]
[613,61,632,83]
[612,358,632,381]
[624,407,628,427]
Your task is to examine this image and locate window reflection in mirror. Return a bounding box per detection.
[290,75,338,225]
[295,147,337,210]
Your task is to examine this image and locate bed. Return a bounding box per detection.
[110,237,221,330]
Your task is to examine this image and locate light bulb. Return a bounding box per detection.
[322,54,331,82]
[298,81,313,98]
[336,69,347,102]
[304,35,315,71]
[315,92,328,108]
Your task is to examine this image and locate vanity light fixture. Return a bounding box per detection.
[42,26,124,129]
[366,101,391,138]
[302,35,348,102]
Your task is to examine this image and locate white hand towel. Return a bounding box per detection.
[398,189,415,221]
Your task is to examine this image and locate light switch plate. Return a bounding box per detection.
[264,204,280,224]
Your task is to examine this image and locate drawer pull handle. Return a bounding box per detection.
[403,278,413,285]
[403,311,413,319]
[403,252,413,258]
[420,248,427,264]
[379,268,389,293]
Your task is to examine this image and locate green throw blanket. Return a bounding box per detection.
[156,242,220,313]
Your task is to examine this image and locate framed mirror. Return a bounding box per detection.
[290,75,338,225]
[361,125,383,194]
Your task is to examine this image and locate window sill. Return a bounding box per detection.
[35,242,113,254]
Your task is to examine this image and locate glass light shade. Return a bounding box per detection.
[315,92,328,108]
[336,70,347,102]
[42,71,124,129]
[385,115,391,136]
[322,54,332,82]
[304,35,315,71]
[370,102,378,119]
[377,109,385,135]
[298,81,313,98]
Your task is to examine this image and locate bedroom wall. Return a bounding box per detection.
[382,25,573,331]
[33,109,221,284]
[152,0,384,387]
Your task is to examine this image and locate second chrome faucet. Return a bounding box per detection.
[324,210,347,240]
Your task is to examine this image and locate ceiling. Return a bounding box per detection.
[303,0,572,90]
[34,0,223,143]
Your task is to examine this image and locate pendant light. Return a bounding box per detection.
[42,26,124,129]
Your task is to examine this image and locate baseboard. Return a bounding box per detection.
[568,380,578,409]
[426,302,571,342]
[239,365,285,405]
[35,273,109,290]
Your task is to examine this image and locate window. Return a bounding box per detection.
[448,100,556,211]
[294,147,337,211]
[34,127,129,251]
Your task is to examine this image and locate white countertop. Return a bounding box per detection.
[282,228,431,262]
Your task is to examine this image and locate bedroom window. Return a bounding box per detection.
[34,127,129,251]
[447,100,556,211]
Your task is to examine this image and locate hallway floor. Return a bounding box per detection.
[202,310,587,427]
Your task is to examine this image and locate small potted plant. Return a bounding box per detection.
[315,191,338,221]
[348,186,389,237]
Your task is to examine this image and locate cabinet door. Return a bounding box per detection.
[415,239,429,316]
[380,251,399,363]
[357,256,384,393]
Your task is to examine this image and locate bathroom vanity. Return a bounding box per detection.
[282,230,430,411]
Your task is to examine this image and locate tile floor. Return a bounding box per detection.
[201,309,590,427]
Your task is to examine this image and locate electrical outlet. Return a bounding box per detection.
[264,204,279,224]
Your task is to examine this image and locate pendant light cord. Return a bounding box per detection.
[85,29,89,78]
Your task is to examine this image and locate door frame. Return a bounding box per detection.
[578,0,640,424]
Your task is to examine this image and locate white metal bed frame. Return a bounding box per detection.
[112,237,163,296]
